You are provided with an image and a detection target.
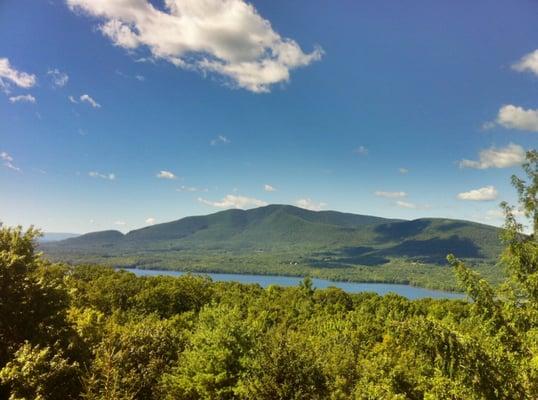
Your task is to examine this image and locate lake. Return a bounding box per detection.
[125,268,465,300]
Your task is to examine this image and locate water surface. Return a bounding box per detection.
[125,268,465,300]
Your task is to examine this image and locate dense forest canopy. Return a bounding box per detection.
[0,150,537,399]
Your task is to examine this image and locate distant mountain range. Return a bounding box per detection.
[40,232,80,242]
[43,204,503,267]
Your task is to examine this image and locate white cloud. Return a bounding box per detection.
[512,49,538,76]
[398,168,409,174]
[396,200,417,209]
[80,94,101,108]
[295,198,326,211]
[353,146,368,156]
[459,143,526,169]
[0,58,36,93]
[114,220,126,226]
[145,217,156,225]
[47,68,69,87]
[198,194,267,209]
[264,184,276,192]
[210,135,231,146]
[394,200,431,210]
[375,191,407,199]
[177,185,207,192]
[1,151,21,172]
[457,185,498,201]
[156,170,177,179]
[68,95,78,103]
[135,75,145,81]
[496,105,538,132]
[9,94,36,103]
[89,171,116,180]
[66,0,322,93]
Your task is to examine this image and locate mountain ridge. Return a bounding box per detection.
[41,204,505,290]
[45,204,502,259]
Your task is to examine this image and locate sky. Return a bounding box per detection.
[1,0,537,234]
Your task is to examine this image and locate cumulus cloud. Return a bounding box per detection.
[496,105,538,132]
[66,0,323,93]
[156,170,177,179]
[68,95,78,103]
[210,135,231,146]
[353,146,368,156]
[264,184,276,192]
[459,143,526,169]
[457,185,498,201]
[198,194,267,209]
[80,94,101,108]
[295,198,326,211]
[89,171,116,180]
[375,191,407,199]
[145,217,156,225]
[9,94,36,103]
[1,151,21,172]
[47,68,69,87]
[0,58,36,93]
[512,49,538,76]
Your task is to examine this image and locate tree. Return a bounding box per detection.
[161,304,251,400]
[445,149,538,397]
[0,343,80,400]
[82,315,185,400]
[236,327,328,400]
[511,149,538,239]
[0,225,81,398]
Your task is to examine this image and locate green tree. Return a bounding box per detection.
[161,304,251,400]
[0,343,80,400]
[236,327,328,400]
[0,225,81,398]
[445,150,538,397]
[511,149,538,238]
[82,314,186,400]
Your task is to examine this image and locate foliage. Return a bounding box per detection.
[0,343,80,400]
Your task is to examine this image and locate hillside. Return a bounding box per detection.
[42,204,505,290]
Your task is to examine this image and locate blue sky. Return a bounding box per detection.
[1,0,537,233]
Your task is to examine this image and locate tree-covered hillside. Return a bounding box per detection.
[41,205,505,291]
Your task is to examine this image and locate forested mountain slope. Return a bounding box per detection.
[40,205,504,290]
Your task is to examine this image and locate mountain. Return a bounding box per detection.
[43,204,503,267]
[39,232,80,242]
